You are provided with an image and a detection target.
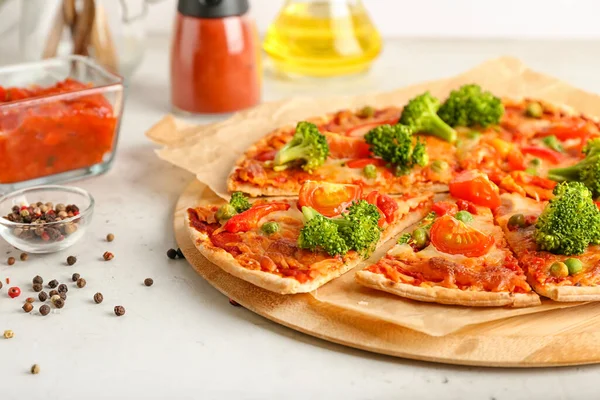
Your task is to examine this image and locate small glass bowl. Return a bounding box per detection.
[0,185,94,254]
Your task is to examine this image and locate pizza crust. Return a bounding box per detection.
[186,203,431,294]
[355,270,541,308]
[529,281,600,302]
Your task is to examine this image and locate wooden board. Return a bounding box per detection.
[175,180,600,368]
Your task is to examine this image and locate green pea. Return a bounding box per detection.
[261,221,280,235]
[430,160,449,174]
[363,164,377,179]
[455,210,473,223]
[564,258,583,275]
[216,204,237,223]
[411,228,429,250]
[508,213,526,229]
[357,105,375,118]
[529,158,542,167]
[549,261,569,278]
[526,102,543,118]
[466,131,482,140]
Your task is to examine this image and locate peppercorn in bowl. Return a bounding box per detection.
[0,185,94,253]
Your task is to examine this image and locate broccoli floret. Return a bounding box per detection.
[438,84,504,128]
[547,138,600,197]
[399,92,457,143]
[261,221,279,235]
[273,121,329,172]
[364,124,428,176]
[229,192,251,213]
[298,201,382,257]
[533,182,600,255]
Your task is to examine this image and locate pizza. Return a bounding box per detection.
[496,190,600,301]
[186,181,433,294]
[355,195,541,307]
[186,83,600,308]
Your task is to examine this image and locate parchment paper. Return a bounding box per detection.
[147,57,597,336]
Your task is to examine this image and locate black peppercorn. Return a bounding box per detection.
[39,305,50,316]
[38,291,48,302]
[49,290,58,297]
[76,278,86,288]
[59,292,67,301]
[32,283,43,292]
[66,256,77,266]
[54,298,65,309]
[7,257,15,266]
[176,248,185,259]
[144,278,154,287]
[72,273,80,282]
[48,279,58,289]
[166,248,177,259]
[93,292,103,304]
[57,284,68,293]
[229,298,241,307]
[32,275,43,285]
[22,302,33,313]
[20,253,28,261]
[114,305,125,316]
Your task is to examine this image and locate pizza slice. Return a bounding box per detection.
[355,169,541,307]
[186,182,433,294]
[496,182,600,301]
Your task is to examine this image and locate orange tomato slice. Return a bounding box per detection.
[449,170,501,209]
[298,181,362,217]
[430,215,494,257]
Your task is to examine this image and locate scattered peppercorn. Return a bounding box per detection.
[106,233,115,242]
[48,290,58,297]
[53,298,65,309]
[50,295,61,304]
[26,297,34,303]
[72,273,80,282]
[176,248,185,259]
[114,305,125,316]
[7,257,15,266]
[48,279,58,289]
[76,278,86,288]
[39,305,50,316]
[22,302,33,313]
[31,364,40,374]
[167,248,177,259]
[8,287,21,298]
[57,284,68,293]
[20,253,28,261]
[144,278,154,287]
[103,251,114,261]
[93,292,103,304]
[3,329,14,339]
[59,292,67,301]
[0,281,2,289]
[32,283,43,292]
[229,298,241,307]
[66,256,77,266]
[32,275,43,285]
[38,291,48,302]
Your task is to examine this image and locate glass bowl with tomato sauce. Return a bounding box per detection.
[0,185,94,253]
[0,56,124,193]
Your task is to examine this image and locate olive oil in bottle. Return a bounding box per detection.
[262,0,382,77]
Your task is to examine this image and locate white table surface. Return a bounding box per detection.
[2,36,600,400]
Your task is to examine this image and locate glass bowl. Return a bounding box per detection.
[0,185,94,253]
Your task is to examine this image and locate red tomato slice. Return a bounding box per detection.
[431,201,458,216]
[345,119,399,137]
[345,158,387,168]
[364,191,385,227]
[376,193,399,223]
[298,181,362,217]
[539,118,588,140]
[223,203,290,233]
[327,135,371,159]
[254,149,277,161]
[449,170,501,209]
[520,146,563,164]
[430,215,494,257]
[456,199,478,215]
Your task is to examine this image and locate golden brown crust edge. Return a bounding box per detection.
[530,281,600,302]
[355,270,541,308]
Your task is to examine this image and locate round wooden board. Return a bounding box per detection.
[175,180,600,368]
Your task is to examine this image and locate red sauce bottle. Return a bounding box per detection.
[171,0,261,114]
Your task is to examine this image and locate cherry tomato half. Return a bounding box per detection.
[431,201,458,216]
[298,181,362,217]
[430,215,494,257]
[449,170,501,209]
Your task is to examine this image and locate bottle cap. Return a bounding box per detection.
[177,0,250,18]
